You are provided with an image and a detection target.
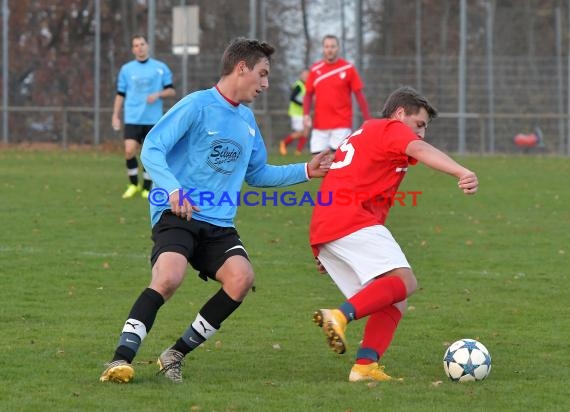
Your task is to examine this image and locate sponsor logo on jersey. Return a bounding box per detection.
[207,139,243,174]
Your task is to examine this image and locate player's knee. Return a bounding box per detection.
[399,270,418,296]
[223,274,254,302]
[407,273,418,295]
[230,269,255,295]
[217,256,255,300]
[393,299,408,314]
[220,268,254,299]
[159,284,177,300]
[151,275,183,300]
[125,149,137,159]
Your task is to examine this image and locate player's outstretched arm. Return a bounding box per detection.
[405,140,478,195]
[306,149,334,178]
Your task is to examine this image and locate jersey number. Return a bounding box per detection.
[330,129,361,169]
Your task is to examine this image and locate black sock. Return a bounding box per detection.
[112,288,165,363]
[126,157,138,185]
[142,169,152,191]
[171,289,241,356]
[200,288,242,327]
[127,288,165,325]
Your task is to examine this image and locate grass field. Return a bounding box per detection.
[1,149,569,411]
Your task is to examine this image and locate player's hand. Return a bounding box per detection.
[303,115,312,129]
[147,93,160,104]
[307,149,334,178]
[111,116,121,131]
[169,190,201,221]
[315,257,327,274]
[458,171,478,195]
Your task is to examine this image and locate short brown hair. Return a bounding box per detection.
[381,86,438,121]
[220,38,275,76]
[322,34,339,45]
[131,34,147,44]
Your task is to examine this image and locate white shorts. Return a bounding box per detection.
[310,128,352,153]
[316,225,411,298]
[290,116,304,132]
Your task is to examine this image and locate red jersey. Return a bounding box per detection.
[305,58,364,129]
[310,119,420,248]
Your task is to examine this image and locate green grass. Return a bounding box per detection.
[0,149,569,411]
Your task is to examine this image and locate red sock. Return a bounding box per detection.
[348,276,407,319]
[296,136,307,151]
[355,358,375,365]
[283,134,294,145]
[356,305,403,364]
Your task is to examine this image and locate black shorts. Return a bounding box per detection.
[150,211,249,281]
[124,124,154,144]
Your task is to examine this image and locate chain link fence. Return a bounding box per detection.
[1,0,570,155]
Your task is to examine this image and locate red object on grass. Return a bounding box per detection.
[514,133,539,147]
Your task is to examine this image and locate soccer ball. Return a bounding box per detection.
[443,338,492,382]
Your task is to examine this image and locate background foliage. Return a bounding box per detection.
[3,0,570,151]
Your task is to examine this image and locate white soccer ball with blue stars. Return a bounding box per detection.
[443,338,492,382]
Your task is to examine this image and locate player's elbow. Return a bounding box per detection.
[140,143,152,168]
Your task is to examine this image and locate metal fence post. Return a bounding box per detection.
[458,0,467,154]
[486,0,495,154]
[94,0,101,146]
[2,0,8,144]
[62,109,68,150]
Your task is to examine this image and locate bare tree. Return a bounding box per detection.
[301,0,311,67]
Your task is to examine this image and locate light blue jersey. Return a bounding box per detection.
[141,87,309,227]
[117,58,173,125]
